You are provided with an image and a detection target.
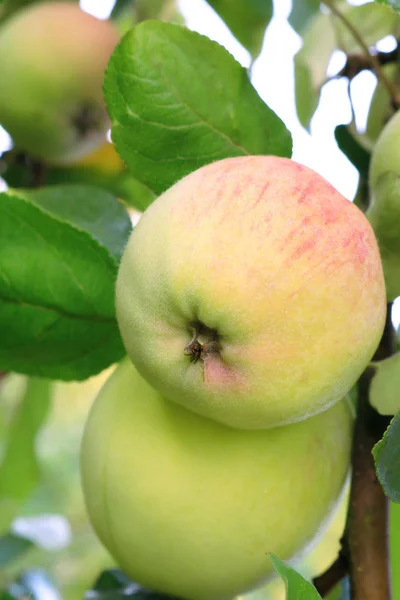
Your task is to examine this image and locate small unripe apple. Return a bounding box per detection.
[116,156,385,429]
[369,110,400,301]
[81,359,352,600]
[0,2,119,164]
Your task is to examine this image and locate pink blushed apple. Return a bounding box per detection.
[116,156,386,429]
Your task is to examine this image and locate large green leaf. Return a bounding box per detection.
[370,353,400,415]
[0,187,128,380]
[270,554,322,599]
[373,413,400,502]
[105,21,292,195]
[334,124,371,181]
[205,0,273,58]
[294,2,400,128]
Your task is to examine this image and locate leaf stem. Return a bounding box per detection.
[322,0,400,108]
[313,554,348,597]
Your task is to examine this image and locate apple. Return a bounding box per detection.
[81,358,352,600]
[0,2,119,164]
[369,110,400,301]
[116,155,386,429]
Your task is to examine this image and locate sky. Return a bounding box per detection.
[1,0,399,325]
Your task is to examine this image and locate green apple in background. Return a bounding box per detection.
[116,155,385,430]
[369,110,400,301]
[81,358,352,600]
[0,2,119,164]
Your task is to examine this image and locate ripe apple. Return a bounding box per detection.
[116,156,385,429]
[369,110,400,301]
[81,358,352,600]
[0,2,119,164]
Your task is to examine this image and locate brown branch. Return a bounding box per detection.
[343,304,394,600]
[322,0,400,108]
[338,45,400,80]
[313,554,348,597]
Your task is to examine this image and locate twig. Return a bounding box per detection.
[344,304,394,600]
[313,554,348,597]
[322,0,400,108]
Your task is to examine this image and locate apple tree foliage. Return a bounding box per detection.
[0,0,400,599]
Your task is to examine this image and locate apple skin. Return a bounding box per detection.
[369,110,400,301]
[116,155,385,429]
[0,2,119,164]
[81,358,353,600]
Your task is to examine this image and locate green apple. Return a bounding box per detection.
[81,358,353,600]
[116,155,386,429]
[0,2,119,164]
[369,110,400,301]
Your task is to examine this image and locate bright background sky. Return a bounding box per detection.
[1,0,399,325]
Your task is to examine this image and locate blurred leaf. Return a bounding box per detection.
[105,21,292,195]
[370,354,400,415]
[289,0,320,33]
[0,533,33,568]
[294,2,400,128]
[0,188,127,380]
[334,124,371,181]
[85,569,180,600]
[373,412,400,501]
[111,0,134,19]
[18,185,132,263]
[1,152,155,212]
[0,378,51,506]
[205,0,273,58]
[375,0,400,13]
[365,64,397,145]
[271,554,322,598]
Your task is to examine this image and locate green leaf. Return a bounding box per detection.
[270,554,322,599]
[294,2,400,128]
[373,413,400,502]
[0,0,77,23]
[334,124,371,181]
[375,0,400,13]
[0,533,33,568]
[204,0,273,58]
[289,0,320,33]
[370,353,400,415]
[17,185,132,263]
[0,188,127,380]
[0,378,51,506]
[105,21,292,195]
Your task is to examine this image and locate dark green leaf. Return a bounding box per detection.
[270,554,322,599]
[373,413,400,502]
[205,0,273,58]
[0,189,126,380]
[370,353,400,415]
[289,0,320,33]
[334,125,370,181]
[86,569,180,600]
[105,21,292,195]
[0,378,51,504]
[0,533,33,568]
[17,185,132,263]
[375,0,400,13]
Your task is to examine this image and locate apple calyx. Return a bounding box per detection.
[71,102,107,139]
[184,322,221,364]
